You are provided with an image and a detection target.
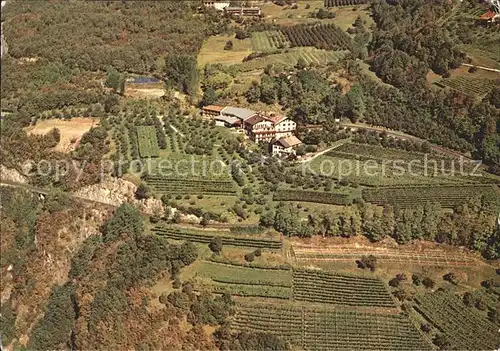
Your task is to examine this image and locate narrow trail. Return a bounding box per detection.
[298,138,350,164]
[461,63,500,73]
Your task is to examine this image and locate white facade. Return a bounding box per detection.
[203,1,230,11]
[274,119,296,139]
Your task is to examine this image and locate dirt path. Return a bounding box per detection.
[169,124,185,137]
[298,138,350,163]
[462,63,500,73]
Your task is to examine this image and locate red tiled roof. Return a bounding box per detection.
[480,10,496,20]
[245,115,265,126]
[202,105,224,112]
[262,112,287,124]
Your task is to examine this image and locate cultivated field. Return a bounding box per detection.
[305,142,499,186]
[236,47,347,71]
[232,302,431,350]
[151,225,283,250]
[362,184,499,208]
[251,31,290,51]
[435,76,498,96]
[273,188,355,205]
[197,261,293,299]
[282,23,353,51]
[292,268,397,308]
[292,242,478,267]
[136,125,160,158]
[413,291,500,350]
[25,117,99,152]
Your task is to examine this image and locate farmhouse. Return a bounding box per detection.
[272,135,303,156]
[214,115,241,128]
[220,106,257,121]
[201,105,225,117]
[202,0,230,11]
[201,105,298,143]
[225,6,262,16]
[262,111,296,139]
[243,115,275,143]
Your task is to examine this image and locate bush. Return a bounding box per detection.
[244,252,255,262]
[412,274,423,286]
[209,237,223,255]
[356,255,377,271]
[443,272,459,285]
[422,277,435,289]
[224,40,233,51]
[254,248,262,257]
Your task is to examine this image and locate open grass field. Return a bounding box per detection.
[136,125,160,158]
[261,1,326,26]
[198,34,252,67]
[232,301,431,350]
[323,5,374,33]
[25,117,99,153]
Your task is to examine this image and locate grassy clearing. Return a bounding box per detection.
[328,6,374,33]
[198,34,252,66]
[261,1,326,25]
[25,117,99,153]
[460,45,500,70]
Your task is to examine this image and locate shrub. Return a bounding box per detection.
[244,252,255,262]
[422,277,435,289]
[356,255,377,271]
[209,237,223,255]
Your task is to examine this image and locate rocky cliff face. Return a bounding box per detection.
[0,165,28,184]
[73,177,164,215]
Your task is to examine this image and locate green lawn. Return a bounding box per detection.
[198,34,253,67]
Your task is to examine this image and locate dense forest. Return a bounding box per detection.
[1,1,228,115]
[0,188,285,350]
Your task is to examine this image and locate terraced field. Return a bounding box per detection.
[362,184,498,208]
[232,302,431,350]
[237,48,347,71]
[251,31,290,51]
[413,291,500,350]
[293,244,477,267]
[151,226,282,249]
[273,189,354,205]
[146,176,237,196]
[292,269,396,308]
[136,125,159,158]
[198,261,293,287]
[435,77,497,96]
